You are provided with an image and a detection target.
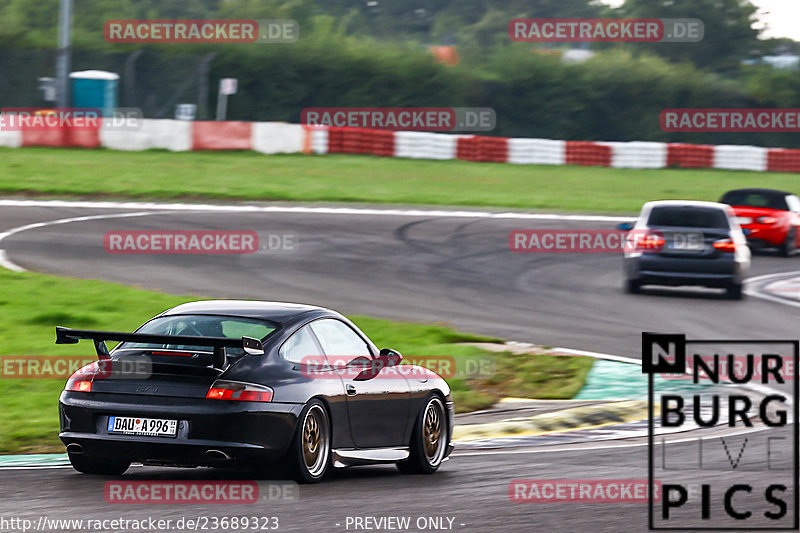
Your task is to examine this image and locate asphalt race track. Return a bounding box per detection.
[0,201,798,532]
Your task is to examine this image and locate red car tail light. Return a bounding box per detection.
[635,233,665,252]
[65,361,98,392]
[756,216,777,225]
[206,380,273,402]
[713,239,736,252]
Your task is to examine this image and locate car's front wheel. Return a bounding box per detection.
[397,395,447,475]
[288,400,331,483]
[68,452,130,475]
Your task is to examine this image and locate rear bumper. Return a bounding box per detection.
[59,391,303,466]
[742,225,786,247]
[626,254,744,288]
[746,236,784,250]
[635,270,737,288]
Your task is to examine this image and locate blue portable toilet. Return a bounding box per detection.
[69,70,119,116]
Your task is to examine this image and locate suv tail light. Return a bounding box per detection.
[206,380,273,402]
[756,216,777,225]
[65,361,98,392]
[713,239,736,252]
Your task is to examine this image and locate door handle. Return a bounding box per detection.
[346,384,357,395]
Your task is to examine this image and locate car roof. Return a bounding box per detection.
[643,200,731,210]
[722,188,791,197]
[159,300,336,324]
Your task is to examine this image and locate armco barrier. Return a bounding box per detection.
[308,127,329,154]
[192,121,252,151]
[2,119,799,174]
[767,149,800,173]
[394,131,458,160]
[508,138,566,165]
[253,123,304,154]
[666,143,714,169]
[604,141,667,169]
[0,128,21,148]
[565,141,611,167]
[457,136,508,162]
[713,145,767,172]
[22,126,100,148]
[328,127,394,156]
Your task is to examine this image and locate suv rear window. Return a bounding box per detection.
[647,207,729,229]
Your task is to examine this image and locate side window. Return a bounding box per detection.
[280,325,321,365]
[309,319,371,360]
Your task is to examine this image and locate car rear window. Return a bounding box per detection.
[720,191,788,210]
[647,207,730,229]
[116,314,277,355]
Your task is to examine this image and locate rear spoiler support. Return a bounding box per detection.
[55,326,264,371]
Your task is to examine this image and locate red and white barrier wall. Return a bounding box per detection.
[3,118,799,173]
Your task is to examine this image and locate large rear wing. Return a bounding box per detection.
[55,326,264,370]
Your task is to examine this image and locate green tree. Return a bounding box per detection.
[616,0,761,72]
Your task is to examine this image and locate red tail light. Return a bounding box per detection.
[65,361,98,392]
[632,232,665,252]
[206,380,273,402]
[713,239,736,252]
[756,216,777,225]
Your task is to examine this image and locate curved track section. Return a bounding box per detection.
[1,201,798,532]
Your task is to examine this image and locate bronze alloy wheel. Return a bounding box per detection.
[302,404,330,477]
[422,397,446,466]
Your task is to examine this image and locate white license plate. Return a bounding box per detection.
[108,416,177,437]
[667,232,705,251]
[735,216,752,225]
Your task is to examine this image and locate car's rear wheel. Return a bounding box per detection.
[726,282,744,300]
[288,400,331,484]
[68,452,130,476]
[625,279,641,294]
[397,395,447,475]
[780,228,796,257]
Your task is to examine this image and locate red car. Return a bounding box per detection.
[719,188,800,256]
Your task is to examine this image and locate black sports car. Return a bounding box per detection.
[57,300,454,483]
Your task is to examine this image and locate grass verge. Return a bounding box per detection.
[0,268,593,454]
[3,148,798,212]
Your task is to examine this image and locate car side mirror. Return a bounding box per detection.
[242,336,265,356]
[353,349,403,381]
[617,222,633,231]
[379,348,403,367]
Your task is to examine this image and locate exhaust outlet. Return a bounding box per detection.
[66,443,84,454]
[206,449,232,461]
